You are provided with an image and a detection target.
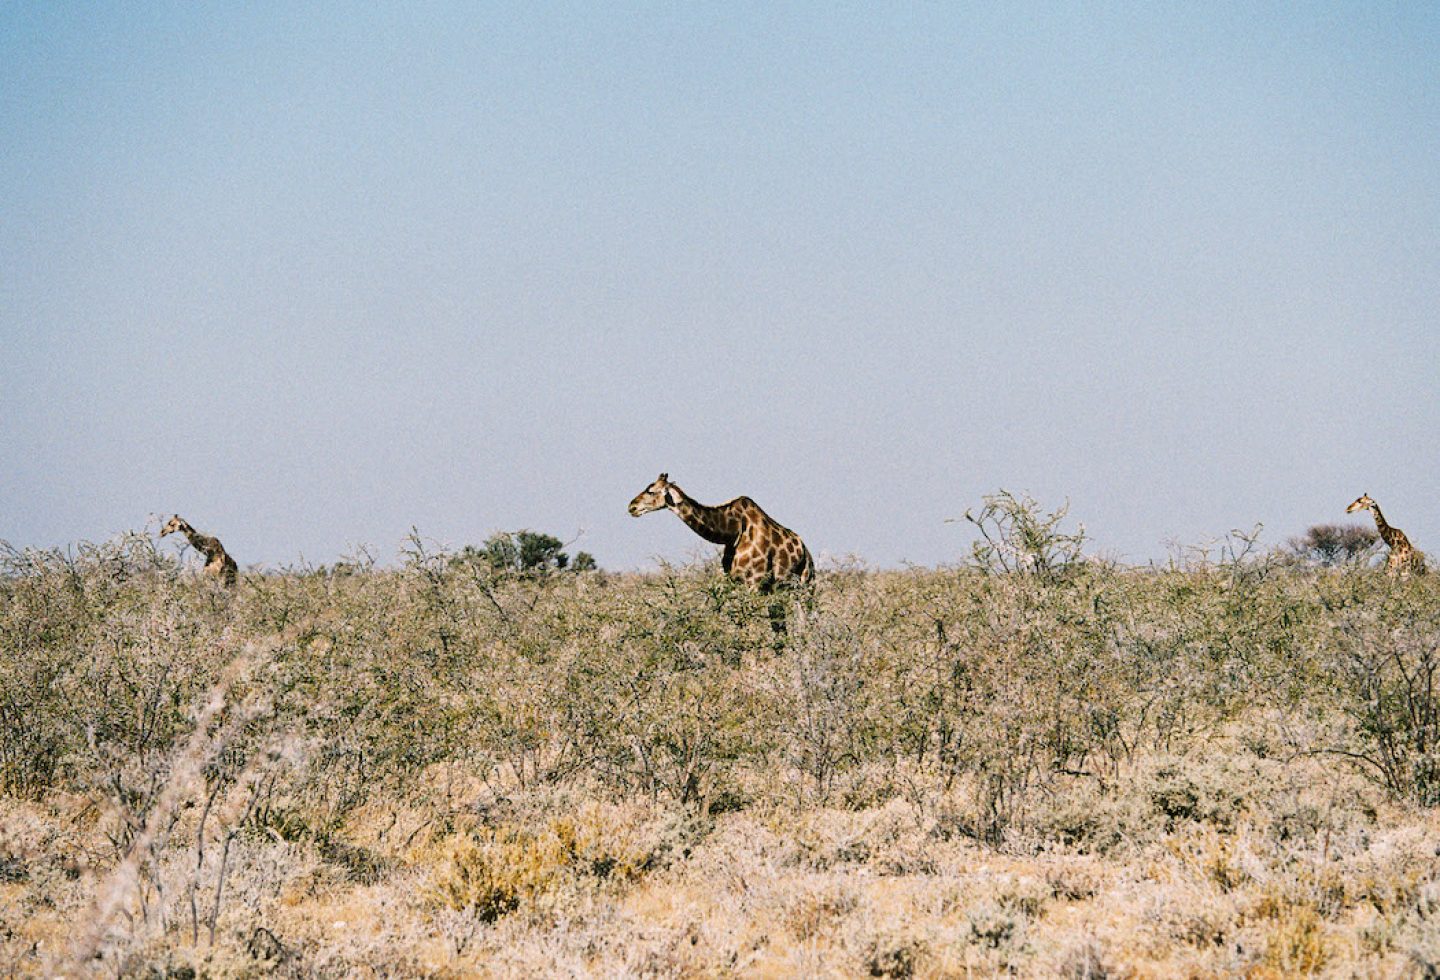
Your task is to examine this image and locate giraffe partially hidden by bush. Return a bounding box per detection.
[160,515,239,587]
[628,473,813,593]
[1346,494,1426,577]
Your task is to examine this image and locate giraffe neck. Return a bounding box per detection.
[1369,505,1403,548]
[183,527,217,557]
[669,489,741,545]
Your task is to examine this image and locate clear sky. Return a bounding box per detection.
[3,3,1438,570]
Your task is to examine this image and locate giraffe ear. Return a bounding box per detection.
[664,486,680,507]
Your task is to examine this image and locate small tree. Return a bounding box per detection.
[1287,523,1378,567]
[464,531,593,575]
[955,491,1087,580]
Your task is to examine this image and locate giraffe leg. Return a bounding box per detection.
[766,594,789,647]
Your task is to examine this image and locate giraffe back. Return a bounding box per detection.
[727,497,813,592]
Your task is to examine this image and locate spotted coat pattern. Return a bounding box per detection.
[160,515,239,587]
[628,473,813,592]
[1346,494,1426,577]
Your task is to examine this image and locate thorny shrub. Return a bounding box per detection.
[1,505,1439,972]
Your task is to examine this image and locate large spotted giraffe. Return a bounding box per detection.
[1346,493,1426,577]
[628,473,813,592]
[160,515,239,587]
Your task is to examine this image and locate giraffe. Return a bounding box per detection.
[160,515,239,587]
[628,473,814,592]
[1345,494,1426,577]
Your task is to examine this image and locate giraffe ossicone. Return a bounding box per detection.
[628,473,814,592]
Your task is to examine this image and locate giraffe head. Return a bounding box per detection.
[628,473,680,517]
[159,515,189,538]
[1346,493,1376,515]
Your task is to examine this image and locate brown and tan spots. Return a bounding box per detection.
[627,473,814,593]
[1345,494,1426,577]
[783,540,801,568]
[160,514,239,587]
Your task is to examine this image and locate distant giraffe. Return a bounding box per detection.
[628,473,813,592]
[1346,494,1426,577]
[160,515,239,587]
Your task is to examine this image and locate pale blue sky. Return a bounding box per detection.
[3,3,1438,569]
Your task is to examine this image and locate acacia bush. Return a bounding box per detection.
[1287,523,1379,567]
[2,516,1439,975]
[1323,591,1440,806]
[453,529,596,576]
[3,528,1436,821]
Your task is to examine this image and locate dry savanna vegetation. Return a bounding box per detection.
[2,495,1439,978]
